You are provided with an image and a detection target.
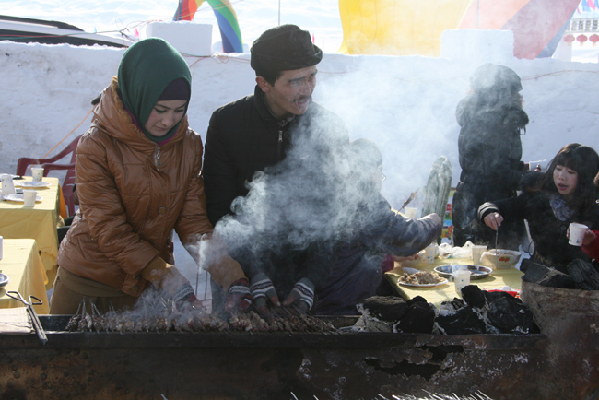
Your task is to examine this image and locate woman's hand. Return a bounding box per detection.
[484,212,503,231]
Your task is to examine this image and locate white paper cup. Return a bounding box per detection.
[23,190,37,207]
[31,167,44,182]
[472,245,487,265]
[404,207,418,219]
[424,243,436,264]
[569,222,588,246]
[452,266,471,294]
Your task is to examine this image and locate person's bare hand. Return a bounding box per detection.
[393,253,420,263]
[570,228,597,246]
[484,212,503,230]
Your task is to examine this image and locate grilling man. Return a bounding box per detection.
[202,24,349,314]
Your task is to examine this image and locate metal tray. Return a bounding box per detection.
[434,264,492,280]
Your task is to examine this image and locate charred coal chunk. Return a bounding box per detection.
[461,285,486,308]
[361,295,408,322]
[445,298,466,311]
[486,295,538,334]
[522,260,575,289]
[521,259,575,288]
[567,259,599,290]
[436,305,486,335]
[395,297,435,334]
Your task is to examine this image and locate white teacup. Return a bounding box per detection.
[472,245,487,265]
[423,243,436,264]
[452,265,471,294]
[31,167,44,182]
[23,190,37,207]
[569,223,588,246]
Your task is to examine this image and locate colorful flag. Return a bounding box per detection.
[173,0,242,53]
[588,0,595,9]
[582,0,591,12]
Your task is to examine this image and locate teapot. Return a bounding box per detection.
[1,174,15,195]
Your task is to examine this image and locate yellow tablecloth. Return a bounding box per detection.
[0,176,63,286]
[0,239,50,314]
[385,257,523,308]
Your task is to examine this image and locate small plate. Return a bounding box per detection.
[0,273,9,288]
[2,193,43,203]
[398,278,449,288]
[434,264,493,280]
[14,181,51,188]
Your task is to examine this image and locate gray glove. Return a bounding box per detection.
[250,273,280,312]
[282,277,315,313]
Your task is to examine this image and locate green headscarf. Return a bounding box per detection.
[117,38,192,142]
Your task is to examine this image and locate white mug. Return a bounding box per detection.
[23,190,37,207]
[569,222,588,246]
[452,265,471,294]
[472,245,487,265]
[31,167,44,182]
[424,243,436,264]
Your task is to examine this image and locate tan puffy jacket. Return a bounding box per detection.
[58,78,241,297]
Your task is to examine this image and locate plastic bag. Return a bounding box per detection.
[439,241,474,259]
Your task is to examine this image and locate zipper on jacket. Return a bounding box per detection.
[277,130,283,161]
[154,146,161,168]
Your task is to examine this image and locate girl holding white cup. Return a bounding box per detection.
[479,144,599,274]
[568,225,599,262]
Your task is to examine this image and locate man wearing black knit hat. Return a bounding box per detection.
[203,24,349,314]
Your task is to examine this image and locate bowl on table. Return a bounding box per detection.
[480,249,521,269]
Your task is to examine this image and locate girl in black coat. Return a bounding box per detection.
[478,144,599,274]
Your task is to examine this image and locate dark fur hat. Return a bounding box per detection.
[250,24,323,75]
[470,64,523,93]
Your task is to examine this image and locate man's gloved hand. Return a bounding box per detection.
[250,273,280,313]
[225,278,252,312]
[282,277,314,313]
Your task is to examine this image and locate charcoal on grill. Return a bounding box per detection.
[436,305,486,335]
[567,259,599,290]
[395,296,436,334]
[521,259,575,288]
[360,296,408,322]
[486,296,538,334]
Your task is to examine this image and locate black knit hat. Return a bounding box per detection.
[250,24,323,74]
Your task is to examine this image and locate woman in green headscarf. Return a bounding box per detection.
[51,38,247,314]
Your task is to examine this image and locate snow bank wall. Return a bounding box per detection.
[1,34,598,209]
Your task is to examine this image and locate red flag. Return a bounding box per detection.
[588,0,595,9]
